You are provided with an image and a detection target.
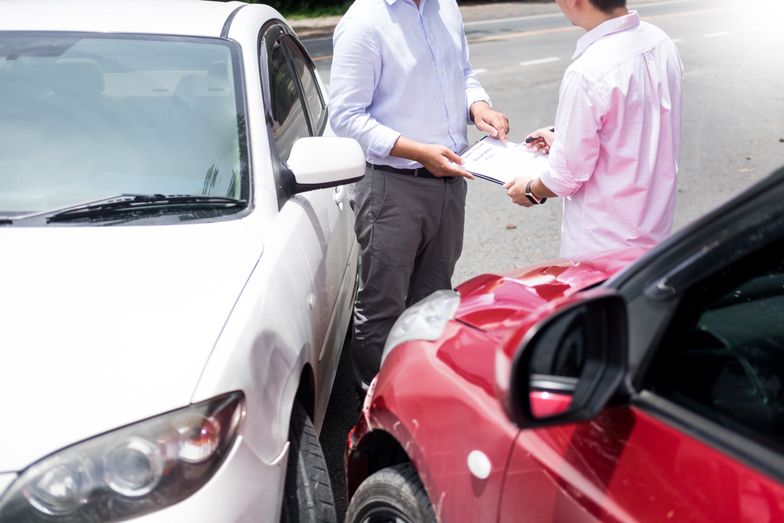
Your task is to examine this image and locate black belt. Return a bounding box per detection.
[367,162,451,180]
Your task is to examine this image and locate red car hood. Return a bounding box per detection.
[446,248,645,406]
[454,248,644,338]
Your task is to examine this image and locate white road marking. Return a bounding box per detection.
[473,68,488,75]
[704,31,732,38]
[465,12,563,27]
[629,0,706,7]
[469,7,738,44]
[519,57,561,67]
[463,0,703,27]
[672,37,684,43]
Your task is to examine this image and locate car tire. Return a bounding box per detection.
[345,463,436,523]
[280,402,337,523]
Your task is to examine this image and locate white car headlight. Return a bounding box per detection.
[381,289,460,365]
[0,392,243,522]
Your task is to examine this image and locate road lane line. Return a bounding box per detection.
[519,57,561,67]
[473,68,488,75]
[672,37,684,43]
[465,12,563,27]
[704,31,732,38]
[643,5,742,21]
[469,6,741,44]
[471,25,578,44]
[463,0,703,27]
[629,0,708,8]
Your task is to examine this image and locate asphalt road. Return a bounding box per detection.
[314,0,784,519]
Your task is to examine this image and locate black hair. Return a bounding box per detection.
[588,0,627,13]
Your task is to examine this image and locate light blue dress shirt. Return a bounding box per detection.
[329,0,490,169]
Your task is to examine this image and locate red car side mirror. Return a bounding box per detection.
[507,293,628,429]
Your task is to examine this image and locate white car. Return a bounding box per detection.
[0,1,364,521]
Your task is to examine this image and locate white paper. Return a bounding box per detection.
[460,136,550,185]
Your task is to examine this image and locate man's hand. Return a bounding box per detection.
[525,127,555,154]
[391,136,474,179]
[504,176,534,207]
[471,101,510,142]
[417,144,475,179]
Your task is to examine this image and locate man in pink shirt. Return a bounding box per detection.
[505,0,683,258]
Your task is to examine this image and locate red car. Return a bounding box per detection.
[344,167,784,523]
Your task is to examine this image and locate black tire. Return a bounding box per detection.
[345,463,436,523]
[280,402,337,523]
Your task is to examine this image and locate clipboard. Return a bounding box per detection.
[460,136,550,185]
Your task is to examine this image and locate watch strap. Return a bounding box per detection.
[525,180,546,205]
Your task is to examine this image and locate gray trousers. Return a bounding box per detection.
[350,164,467,388]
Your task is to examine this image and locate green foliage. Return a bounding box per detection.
[245,0,352,18]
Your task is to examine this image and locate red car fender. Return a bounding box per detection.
[347,323,521,523]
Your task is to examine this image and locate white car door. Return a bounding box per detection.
[262,25,354,421]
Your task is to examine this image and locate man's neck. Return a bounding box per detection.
[582,7,629,32]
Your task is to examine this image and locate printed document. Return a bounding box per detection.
[460,136,550,185]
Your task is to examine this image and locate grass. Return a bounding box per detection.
[284,3,351,19]
[260,0,351,19]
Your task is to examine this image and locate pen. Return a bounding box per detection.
[525,127,555,143]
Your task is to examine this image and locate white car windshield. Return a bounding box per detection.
[0,33,248,217]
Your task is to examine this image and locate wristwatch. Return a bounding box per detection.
[524,179,547,205]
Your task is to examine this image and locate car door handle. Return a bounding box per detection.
[333,187,344,210]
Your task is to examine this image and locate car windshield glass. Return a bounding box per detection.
[0,33,248,217]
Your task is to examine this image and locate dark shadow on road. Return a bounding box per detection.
[319,334,362,522]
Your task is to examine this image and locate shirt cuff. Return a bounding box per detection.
[466,88,491,123]
[367,126,402,159]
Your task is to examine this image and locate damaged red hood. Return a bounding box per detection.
[453,248,644,339]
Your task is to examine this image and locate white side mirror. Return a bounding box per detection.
[286,137,365,188]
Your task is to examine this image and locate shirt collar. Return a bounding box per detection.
[573,10,640,59]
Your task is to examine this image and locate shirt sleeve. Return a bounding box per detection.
[540,70,604,197]
[328,17,401,158]
[459,18,491,123]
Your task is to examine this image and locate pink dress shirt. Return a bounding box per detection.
[540,11,683,258]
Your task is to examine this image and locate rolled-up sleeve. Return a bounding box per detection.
[329,18,400,158]
[541,70,604,197]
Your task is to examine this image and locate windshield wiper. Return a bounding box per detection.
[44,194,246,223]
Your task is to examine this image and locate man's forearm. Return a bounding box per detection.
[532,178,558,199]
[389,135,425,163]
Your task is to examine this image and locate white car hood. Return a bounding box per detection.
[0,221,262,472]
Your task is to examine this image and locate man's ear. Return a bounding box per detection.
[570,0,593,20]
[561,0,580,14]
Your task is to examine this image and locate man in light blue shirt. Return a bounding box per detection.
[330,0,509,390]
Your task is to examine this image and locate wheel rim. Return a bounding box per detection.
[359,504,414,523]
